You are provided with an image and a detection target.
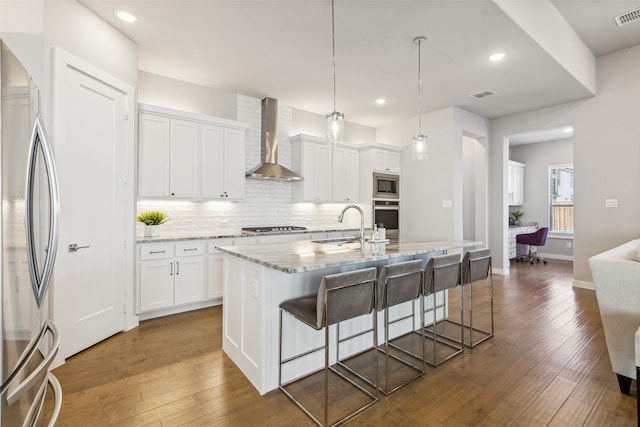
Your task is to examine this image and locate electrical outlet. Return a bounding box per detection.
[605,199,618,208]
[566,241,572,248]
[442,200,453,208]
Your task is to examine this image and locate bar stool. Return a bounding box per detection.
[278,267,378,427]
[423,253,464,366]
[376,259,425,395]
[462,248,494,347]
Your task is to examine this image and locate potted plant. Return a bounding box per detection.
[511,210,524,226]
[137,211,167,237]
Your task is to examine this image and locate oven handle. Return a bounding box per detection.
[374,206,399,211]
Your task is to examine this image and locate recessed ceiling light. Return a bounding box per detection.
[488,52,507,62]
[114,9,138,23]
[375,98,386,105]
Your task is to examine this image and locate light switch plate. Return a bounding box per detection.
[442,200,453,208]
[605,199,618,208]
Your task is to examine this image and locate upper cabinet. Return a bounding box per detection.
[332,145,359,202]
[290,134,360,203]
[371,148,400,174]
[291,135,332,202]
[508,160,525,206]
[138,104,248,200]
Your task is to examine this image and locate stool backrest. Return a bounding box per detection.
[462,248,492,283]
[317,267,377,328]
[376,260,424,310]
[425,253,462,294]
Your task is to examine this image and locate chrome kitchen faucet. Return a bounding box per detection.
[338,205,365,254]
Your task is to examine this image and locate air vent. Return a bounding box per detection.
[614,8,640,27]
[470,90,496,99]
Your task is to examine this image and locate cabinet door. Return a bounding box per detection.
[386,152,401,174]
[314,143,332,202]
[174,256,205,305]
[223,128,246,199]
[333,147,359,202]
[170,118,200,198]
[201,124,224,199]
[512,165,524,205]
[138,113,171,197]
[139,259,174,312]
[372,149,400,173]
[208,254,223,299]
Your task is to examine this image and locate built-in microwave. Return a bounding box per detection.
[373,172,399,199]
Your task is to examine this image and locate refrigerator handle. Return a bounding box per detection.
[24,115,60,307]
[5,321,60,406]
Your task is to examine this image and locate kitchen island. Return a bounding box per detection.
[218,237,480,394]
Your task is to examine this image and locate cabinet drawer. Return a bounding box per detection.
[209,238,234,254]
[175,241,206,257]
[140,243,174,260]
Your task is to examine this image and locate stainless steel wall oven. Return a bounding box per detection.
[373,200,399,237]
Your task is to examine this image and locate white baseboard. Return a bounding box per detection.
[537,252,574,261]
[572,279,594,290]
[492,267,510,276]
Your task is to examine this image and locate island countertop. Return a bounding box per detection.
[217,236,480,274]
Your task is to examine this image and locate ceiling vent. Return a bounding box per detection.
[470,89,496,99]
[614,8,640,27]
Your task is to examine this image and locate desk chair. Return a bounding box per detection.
[516,227,548,264]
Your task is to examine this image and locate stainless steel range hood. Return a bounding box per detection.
[245,97,302,181]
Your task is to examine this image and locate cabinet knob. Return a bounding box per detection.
[171,192,175,196]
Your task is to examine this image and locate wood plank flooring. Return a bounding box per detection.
[50,260,637,426]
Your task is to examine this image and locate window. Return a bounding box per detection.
[549,164,574,234]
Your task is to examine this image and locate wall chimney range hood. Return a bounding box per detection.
[245,97,302,181]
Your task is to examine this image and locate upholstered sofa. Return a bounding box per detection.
[589,239,640,395]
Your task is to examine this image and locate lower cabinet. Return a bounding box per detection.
[508,226,537,259]
[208,238,233,300]
[138,241,206,313]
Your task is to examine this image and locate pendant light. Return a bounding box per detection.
[412,36,428,160]
[326,0,344,143]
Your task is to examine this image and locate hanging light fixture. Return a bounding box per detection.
[326,0,344,143]
[412,36,428,160]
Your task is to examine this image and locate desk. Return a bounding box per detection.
[508,225,537,259]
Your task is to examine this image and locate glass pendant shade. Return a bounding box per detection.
[412,133,428,160]
[327,111,344,143]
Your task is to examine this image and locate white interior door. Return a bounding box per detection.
[53,55,131,358]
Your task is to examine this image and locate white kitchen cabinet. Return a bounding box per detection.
[138,113,171,198]
[170,118,200,198]
[372,149,400,174]
[201,125,246,199]
[138,104,248,200]
[138,113,199,198]
[291,136,332,202]
[332,145,359,202]
[508,160,525,206]
[138,241,206,313]
[207,238,234,300]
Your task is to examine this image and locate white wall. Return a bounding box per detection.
[377,106,489,240]
[138,71,237,120]
[490,44,640,285]
[510,138,573,259]
[291,107,376,143]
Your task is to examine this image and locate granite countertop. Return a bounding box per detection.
[136,227,364,244]
[217,236,481,274]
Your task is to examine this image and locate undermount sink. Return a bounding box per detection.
[311,237,359,245]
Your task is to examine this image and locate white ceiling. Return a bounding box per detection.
[81,0,640,129]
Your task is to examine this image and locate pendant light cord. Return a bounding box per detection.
[417,37,422,132]
[331,0,337,113]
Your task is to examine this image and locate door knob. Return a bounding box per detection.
[68,243,90,253]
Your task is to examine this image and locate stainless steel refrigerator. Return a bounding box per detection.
[0,41,62,426]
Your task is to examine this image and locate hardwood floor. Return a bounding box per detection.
[50,260,637,426]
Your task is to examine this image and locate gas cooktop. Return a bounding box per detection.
[241,226,308,234]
